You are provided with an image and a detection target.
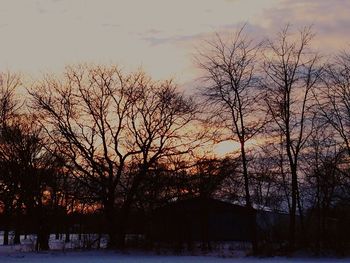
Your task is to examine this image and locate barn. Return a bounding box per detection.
[147,197,257,249]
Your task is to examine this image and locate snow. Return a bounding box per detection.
[0,251,349,263]
[0,233,349,262]
[0,233,109,251]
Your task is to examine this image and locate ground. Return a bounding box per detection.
[0,251,349,263]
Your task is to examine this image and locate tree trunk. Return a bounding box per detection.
[115,219,127,249]
[241,141,251,208]
[36,230,50,251]
[3,207,9,245]
[316,175,321,255]
[114,167,148,249]
[289,165,298,252]
[13,205,21,245]
[14,228,21,245]
[3,229,9,245]
[285,130,298,253]
[240,141,257,254]
[297,187,305,247]
[115,205,131,249]
[36,207,50,251]
[65,231,70,243]
[104,200,117,249]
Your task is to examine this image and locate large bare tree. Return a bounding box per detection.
[30,65,198,248]
[263,26,322,251]
[196,27,264,209]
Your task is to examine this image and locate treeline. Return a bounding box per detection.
[1,25,350,254]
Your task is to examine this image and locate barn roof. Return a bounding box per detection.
[154,197,255,215]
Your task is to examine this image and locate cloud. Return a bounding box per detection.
[255,0,350,52]
[101,23,120,28]
[142,34,203,46]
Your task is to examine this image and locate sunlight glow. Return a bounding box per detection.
[214,139,259,157]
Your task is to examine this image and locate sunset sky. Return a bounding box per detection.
[0,0,349,86]
[0,0,349,156]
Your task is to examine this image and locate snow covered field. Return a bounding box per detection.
[0,233,349,262]
[0,251,349,263]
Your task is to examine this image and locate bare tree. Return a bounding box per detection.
[0,72,21,126]
[30,65,199,248]
[263,25,322,251]
[0,110,65,250]
[302,121,344,253]
[318,51,350,156]
[195,26,264,209]
[0,72,21,245]
[115,74,199,247]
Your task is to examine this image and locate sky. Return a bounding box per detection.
[0,0,349,156]
[0,0,349,86]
